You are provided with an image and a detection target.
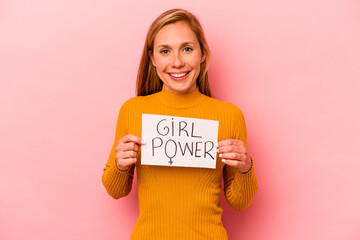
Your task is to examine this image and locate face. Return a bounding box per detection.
[150,21,205,94]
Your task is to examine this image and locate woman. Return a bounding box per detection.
[102,9,258,239]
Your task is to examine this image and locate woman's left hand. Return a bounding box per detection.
[217,139,251,173]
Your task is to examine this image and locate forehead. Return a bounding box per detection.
[154,21,199,46]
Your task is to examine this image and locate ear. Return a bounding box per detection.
[201,51,206,63]
[149,51,156,67]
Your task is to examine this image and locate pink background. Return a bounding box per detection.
[1,0,359,239]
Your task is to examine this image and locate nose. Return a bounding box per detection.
[171,52,185,68]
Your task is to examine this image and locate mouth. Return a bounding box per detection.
[168,71,190,81]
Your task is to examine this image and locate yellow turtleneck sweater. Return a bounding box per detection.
[102,87,258,240]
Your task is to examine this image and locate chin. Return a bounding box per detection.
[170,84,195,94]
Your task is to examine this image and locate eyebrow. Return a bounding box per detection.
[156,42,195,49]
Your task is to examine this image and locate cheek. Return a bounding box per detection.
[154,62,168,81]
[156,64,167,74]
[153,57,167,72]
[190,60,202,70]
[188,54,203,69]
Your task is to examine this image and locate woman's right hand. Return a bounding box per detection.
[115,134,146,171]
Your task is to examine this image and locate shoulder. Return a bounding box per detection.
[120,93,157,109]
[203,96,245,118]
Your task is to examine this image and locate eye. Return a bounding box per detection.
[183,47,193,52]
[160,49,169,54]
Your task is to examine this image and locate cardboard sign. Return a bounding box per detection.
[141,114,219,169]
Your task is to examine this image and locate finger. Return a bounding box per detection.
[221,159,247,168]
[239,145,247,154]
[219,152,242,160]
[218,145,242,154]
[117,150,137,159]
[116,157,137,169]
[116,142,139,152]
[217,139,245,148]
[223,152,250,164]
[238,153,249,161]
[219,152,248,161]
[123,157,137,165]
[119,134,146,145]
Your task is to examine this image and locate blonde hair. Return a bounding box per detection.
[136,9,212,97]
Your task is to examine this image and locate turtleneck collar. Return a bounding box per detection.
[155,86,206,109]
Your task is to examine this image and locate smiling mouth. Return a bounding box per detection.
[168,71,190,80]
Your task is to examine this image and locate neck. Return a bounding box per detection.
[156,86,205,109]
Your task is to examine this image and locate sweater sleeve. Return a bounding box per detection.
[102,101,135,199]
[223,106,258,211]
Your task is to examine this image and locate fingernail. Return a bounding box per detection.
[217,148,219,153]
[219,153,223,158]
[221,159,226,163]
[215,143,219,148]
[141,140,146,145]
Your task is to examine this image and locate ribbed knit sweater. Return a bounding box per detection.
[102,86,258,239]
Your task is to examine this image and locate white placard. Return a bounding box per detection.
[141,114,219,169]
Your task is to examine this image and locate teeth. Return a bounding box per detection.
[170,72,188,77]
